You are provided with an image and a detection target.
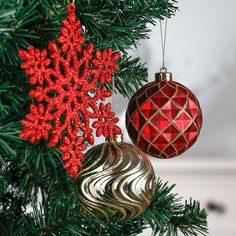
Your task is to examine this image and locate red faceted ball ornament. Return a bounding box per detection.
[126,71,203,158]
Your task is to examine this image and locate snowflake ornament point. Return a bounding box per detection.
[19,3,121,177]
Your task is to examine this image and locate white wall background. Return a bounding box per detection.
[111,0,236,235]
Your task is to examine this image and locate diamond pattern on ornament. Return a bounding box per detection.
[126,80,202,158]
[18,3,121,177]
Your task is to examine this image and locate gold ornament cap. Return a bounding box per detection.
[155,67,172,82]
[106,134,124,143]
[114,134,123,143]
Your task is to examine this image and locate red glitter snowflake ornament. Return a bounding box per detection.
[18,3,122,177]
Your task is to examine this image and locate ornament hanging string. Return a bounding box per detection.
[159,18,168,72]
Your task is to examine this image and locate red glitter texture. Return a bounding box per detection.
[126,79,202,158]
[18,3,121,177]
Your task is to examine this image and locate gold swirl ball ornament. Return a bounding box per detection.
[75,135,156,222]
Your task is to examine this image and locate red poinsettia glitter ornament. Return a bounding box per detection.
[126,70,202,158]
[18,3,121,177]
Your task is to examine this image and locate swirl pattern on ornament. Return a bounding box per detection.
[75,141,156,222]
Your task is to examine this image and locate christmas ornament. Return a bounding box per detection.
[18,3,121,177]
[126,19,202,158]
[126,71,202,158]
[75,135,156,222]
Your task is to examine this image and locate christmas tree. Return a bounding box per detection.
[0,0,208,235]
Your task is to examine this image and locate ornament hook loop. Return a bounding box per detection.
[160,67,167,73]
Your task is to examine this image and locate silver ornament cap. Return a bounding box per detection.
[155,67,172,82]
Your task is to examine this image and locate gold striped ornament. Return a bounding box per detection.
[75,135,156,222]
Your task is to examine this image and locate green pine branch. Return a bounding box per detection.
[169,200,208,236]
[0,1,209,235]
[0,179,208,236]
[0,0,177,98]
